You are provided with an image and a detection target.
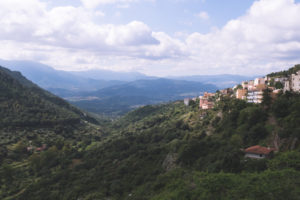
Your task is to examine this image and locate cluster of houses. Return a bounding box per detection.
[199,92,215,109]
[182,69,300,159]
[184,92,216,109]
[234,77,270,103]
[234,69,300,103]
[184,69,300,109]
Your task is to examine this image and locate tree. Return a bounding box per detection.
[268,151,300,170]
[272,96,289,118]
[1,164,14,183]
[274,81,284,89]
[262,88,272,108]
[14,140,27,154]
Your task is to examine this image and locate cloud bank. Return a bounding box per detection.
[0,0,300,76]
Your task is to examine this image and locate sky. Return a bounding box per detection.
[1,0,300,76]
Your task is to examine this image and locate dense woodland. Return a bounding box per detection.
[1,66,300,199]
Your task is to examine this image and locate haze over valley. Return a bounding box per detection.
[0,59,256,117]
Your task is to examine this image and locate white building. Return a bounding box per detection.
[247,80,255,91]
[291,71,300,92]
[284,70,300,92]
[247,90,263,104]
[274,77,288,83]
[254,77,265,86]
[244,145,275,159]
[184,98,190,106]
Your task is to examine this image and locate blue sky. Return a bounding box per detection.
[1,0,300,76]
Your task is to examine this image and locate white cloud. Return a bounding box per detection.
[81,0,135,9]
[184,0,300,75]
[1,0,300,76]
[80,0,155,9]
[144,32,187,59]
[0,0,178,73]
[0,2,159,51]
[195,11,209,20]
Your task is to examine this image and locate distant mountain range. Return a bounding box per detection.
[168,74,257,88]
[71,78,217,117]
[69,69,151,82]
[0,59,257,117]
[0,59,125,91]
[0,59,255,90]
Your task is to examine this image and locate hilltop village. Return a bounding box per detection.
[184,68,300,109]
[183,67,300,159]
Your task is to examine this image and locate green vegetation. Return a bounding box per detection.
[1,66,300,199]
[267,64,300,77]
[0,66,99,128]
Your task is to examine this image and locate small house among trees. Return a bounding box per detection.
[244,145,275,159]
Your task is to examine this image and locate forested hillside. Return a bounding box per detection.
[0,66,100,127]
[0,66,106,199]
[1,66,300,199]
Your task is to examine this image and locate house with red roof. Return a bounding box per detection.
[244,145,275,159]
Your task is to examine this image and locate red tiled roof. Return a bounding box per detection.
[36,147,43,151]
[244,145,275,155]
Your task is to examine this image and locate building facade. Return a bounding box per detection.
[291,71,300,92]
[244,145,275,159]
[254,77,265,86]
[184,98,190,106]
[284,70,300,92]
[236,89,247,100]
[247,90,263,104]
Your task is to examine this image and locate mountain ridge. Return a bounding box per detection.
[0,65,99,128]
[70,78,218,117]
[0,59,258,90]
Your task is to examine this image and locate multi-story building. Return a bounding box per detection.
[199,93,215,110]
[255,83,267,91]
[247,90,263,103]
[291,71,300,91]
[201,101,214,110]
[284,70,300,92]
[254,77,265,86]
[247,80,255,91]
[236,89,247,100]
